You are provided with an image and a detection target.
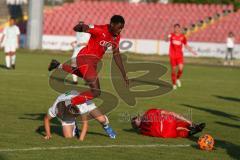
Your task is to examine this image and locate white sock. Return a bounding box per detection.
[58,64,62,69]
[72,124,76,137]
[5,56,11,68]
[11,55,16,65]
[103,116,110,126]
[72,74,78,82]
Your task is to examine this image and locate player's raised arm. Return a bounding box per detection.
[73,21,102,36]
[44,114,53,140]
[73,21,89,33]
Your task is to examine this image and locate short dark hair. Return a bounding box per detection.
[110,15,125,25]
[229,31,234,36]
[174,23,181,28]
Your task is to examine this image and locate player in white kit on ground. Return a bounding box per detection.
[0,18,20,69]
[70,21,90,84]
[44,90,116,141]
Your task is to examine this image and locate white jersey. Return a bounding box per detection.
[48,90,97,121]
[226,37,234,48]
[2,25,20,47]
[72,32,90,58]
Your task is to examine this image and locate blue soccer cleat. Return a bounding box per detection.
[103,125,116,139]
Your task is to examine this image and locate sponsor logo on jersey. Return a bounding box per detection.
[99,40,114,48]
[172,40,182,45]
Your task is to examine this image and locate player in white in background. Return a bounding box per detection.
[70,21,90,84]
[0,18,20,69]
[225,32,235,66]
[44,90,116,141]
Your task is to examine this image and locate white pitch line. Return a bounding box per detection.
[0,144,191,152]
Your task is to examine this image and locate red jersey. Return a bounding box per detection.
[139,109,189,138]
[139,109,177,138]
[139,109,163,137]
[169,33,187,58]
[79,24,120,60]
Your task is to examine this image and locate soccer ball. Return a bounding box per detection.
[198,134,214,151]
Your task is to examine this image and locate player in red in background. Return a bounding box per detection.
[48,15,129,109]
[131,108,205,138]
[168,24,197,90]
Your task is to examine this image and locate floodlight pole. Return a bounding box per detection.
[27,0,44,50]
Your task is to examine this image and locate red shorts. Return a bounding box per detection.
[76,54,100,80]
[170,56,184,67]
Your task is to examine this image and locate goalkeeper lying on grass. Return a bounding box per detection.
[44,90,116,141]
[131,108,205,138]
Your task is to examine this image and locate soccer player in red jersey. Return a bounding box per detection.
[48,15,129,109]
[131,108,205,138]
[168,24,197,90]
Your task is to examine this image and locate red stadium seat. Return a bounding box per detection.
[43,1,235,41]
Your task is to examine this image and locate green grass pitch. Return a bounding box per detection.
[0,49,239,160]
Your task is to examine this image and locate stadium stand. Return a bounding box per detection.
[43,1,234,43]
[0,0,236,43]
[188,10,240,43]
[0,0,10,23]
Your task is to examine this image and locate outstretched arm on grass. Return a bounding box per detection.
[44,114,52,140]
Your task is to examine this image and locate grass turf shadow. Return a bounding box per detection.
[181,104,240,121]
[213,95,240,103]
[0,64,7,70]
[19,113,59,125]
[215,121,240,129]
[189,136,240,160]
[36,125,63,137]
[20,113,108,138]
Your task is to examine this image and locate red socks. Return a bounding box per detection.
[171,72,177,85]
[177,70,183,79]
[62,64,82,77]
[62,64,74,74]
[172,70,183,85]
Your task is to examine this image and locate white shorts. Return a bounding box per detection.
[48,102,97,125]
[60,120,76,126]
[60,120,77,137]
[59,103,97,126]
[4,44,17,53]
[77,102,97,115]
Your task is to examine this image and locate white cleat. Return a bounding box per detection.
[176,79,181,88]
[173,85,177,90]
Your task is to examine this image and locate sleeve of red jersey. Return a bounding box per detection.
[168,33,172,39]
[87,25,102,36]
